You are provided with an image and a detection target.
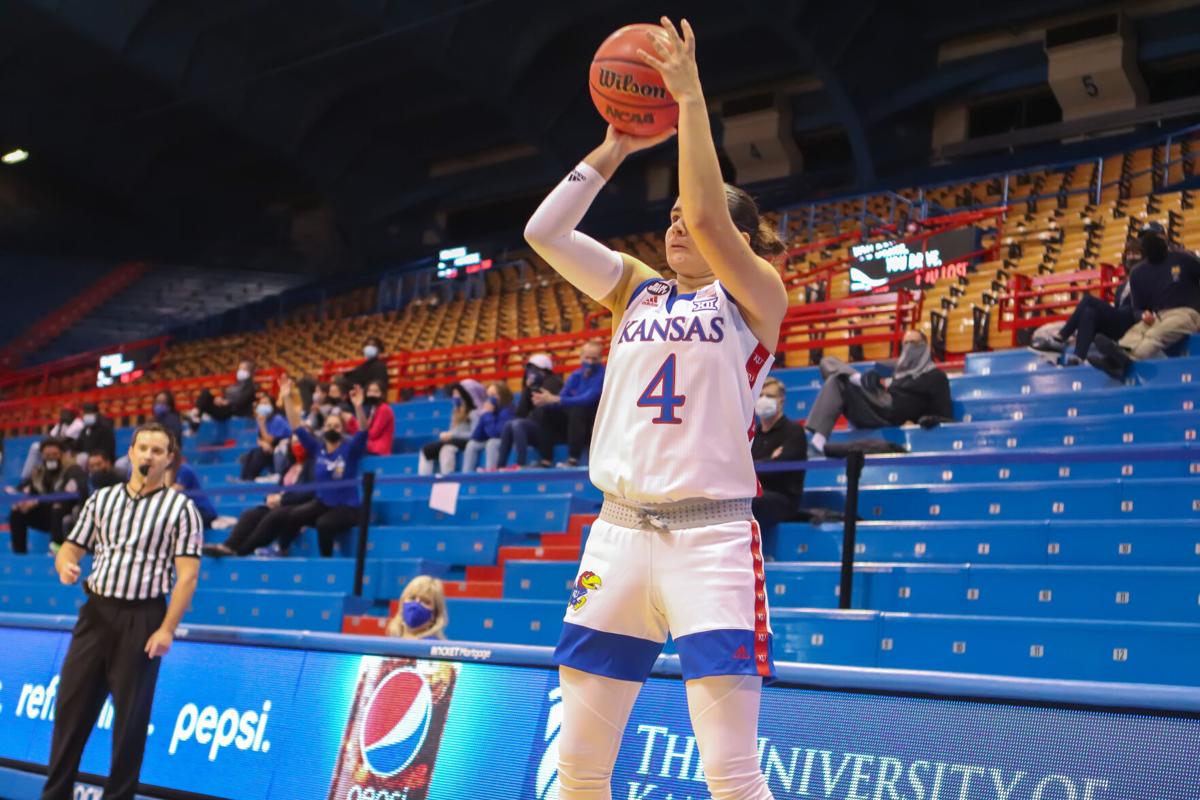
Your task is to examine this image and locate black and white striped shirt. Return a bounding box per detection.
[66,483,204,600]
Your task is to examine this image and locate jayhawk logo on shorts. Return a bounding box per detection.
[568,570,602,611]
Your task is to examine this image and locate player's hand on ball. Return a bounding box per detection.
[604,124,676,158]
[58,561,81,585]
[636,18,701,103]
[145,627,173,659]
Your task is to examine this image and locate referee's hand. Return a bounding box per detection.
[57,562,80,585]
[145,628,173,659]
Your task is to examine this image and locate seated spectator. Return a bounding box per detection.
[241,392,291,480]
[171,454,217,529]
[86,450,125,491]
[530,341,605,468]
[1033,281,1136,365]
[203,435,315,557]
[1088,222,1200,378]
[8,438,88,554]
[305,382,335,430]
[273,377,367,557]
[153,389,184,445]
[21,405,84,481]
[497,353,564,468]
[76,402,116,466]
[751,377,808,555]
[342,336,390,393]
[192,359,257,424]
[385,575,449,639]
[418,380,486,475]
[357,380,397,456]
[805,331,953,456]
[462,382,515,472]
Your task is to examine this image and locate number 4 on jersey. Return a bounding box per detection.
[637,354,686,424]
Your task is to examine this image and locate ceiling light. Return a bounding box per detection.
[2,149,28,164]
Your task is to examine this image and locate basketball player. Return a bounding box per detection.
[523,18,786,800]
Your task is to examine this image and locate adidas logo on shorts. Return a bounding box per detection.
[732,644,750,660]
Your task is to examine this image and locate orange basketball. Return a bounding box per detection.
[589,24,679,137]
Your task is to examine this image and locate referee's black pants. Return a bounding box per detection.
[42,592,166,800]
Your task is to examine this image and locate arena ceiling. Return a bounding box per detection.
[0,0,1111,272]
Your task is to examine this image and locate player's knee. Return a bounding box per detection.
[556,754,613,796]
[702,758,774,800]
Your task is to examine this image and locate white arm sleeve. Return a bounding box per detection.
[523,162,624,302]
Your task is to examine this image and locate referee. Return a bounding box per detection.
[43,421,202,800]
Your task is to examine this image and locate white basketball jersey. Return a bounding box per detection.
[589,278,773,503]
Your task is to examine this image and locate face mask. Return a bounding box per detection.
[755,396,779,420]
[256,403,273,418]
[236,369,251,382]
[452,396,463,408]
[486,394,498,404]
[323,429,343,444]
[318,403,333,417]
[1142,236,1169,262]
[364,396,382,408]
[291,442,307,462]
[153,403,168,417]
[83,414,97,426]
[363,345,379,359]
[43,459,60,472]
[402,601,434,630]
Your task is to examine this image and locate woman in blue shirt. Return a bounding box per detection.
[274,376,368,557]
[240,392,292,480]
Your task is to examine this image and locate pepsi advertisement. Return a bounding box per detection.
[1,623,1199,799]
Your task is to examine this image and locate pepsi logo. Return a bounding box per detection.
[359,669,432,778]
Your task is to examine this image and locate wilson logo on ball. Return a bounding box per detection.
[596,68,670,100]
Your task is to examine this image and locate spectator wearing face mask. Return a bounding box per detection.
[342,336,389,393]
[203,435,316,557]
[497,353,564,468]
[22,406,85,481]
[751,378,808,557]
[76,403,116,467]
[805,331,953,456]
[86,450,126,491]
[418,380,486,475]
[529,341,606,468]
[385,575,449,639]
[152,390,184,445]
[462,382,515,472]
[7,438,88,554]
[355,379,396,456]
[192,359,257,424]
[1088,222,1200,379]
[274,377,368,557]
[241,392,292,480]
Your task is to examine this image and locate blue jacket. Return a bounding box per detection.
[174,464,217,525]
[471,407,515,441]
[557,365,605,409]
[294,428,368,508]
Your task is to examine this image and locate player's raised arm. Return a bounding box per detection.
[524,126,673,315]
[638,18,788,333]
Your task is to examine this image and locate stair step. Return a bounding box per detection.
[499,544,581,564]
[342,614,388,636]
[443,579,503,598]
[466,565,504,582]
